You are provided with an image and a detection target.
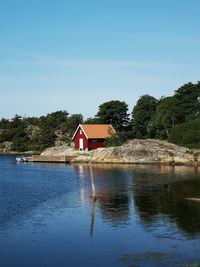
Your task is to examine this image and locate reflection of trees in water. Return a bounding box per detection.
[85,163,200,176]
[133,172,200,235]
[98,193,130,226]
[89,166,133,227]
[74,163,200,235]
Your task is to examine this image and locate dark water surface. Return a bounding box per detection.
[0,156,200,267]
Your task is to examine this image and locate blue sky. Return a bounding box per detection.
[0,0,200,119]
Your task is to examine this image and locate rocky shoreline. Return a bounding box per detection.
[0,141,39,155]
[3,139,200,166]
[0,151,39,155]
[40,139,200,166]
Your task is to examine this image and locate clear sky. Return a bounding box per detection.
[0,0,200,119]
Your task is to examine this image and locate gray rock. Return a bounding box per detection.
[41,144,90,158]
[0,142,13,153]
[71,139,197,166]
[25,125,40,140]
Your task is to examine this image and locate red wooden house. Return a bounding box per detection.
[72,124,116,150]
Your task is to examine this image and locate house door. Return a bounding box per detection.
[79,138,84,150]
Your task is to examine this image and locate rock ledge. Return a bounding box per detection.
[72,139,199,166]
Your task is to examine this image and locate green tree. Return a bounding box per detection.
[84,117,100,124]
[132,95,158,138]
[169,118,200,148]
[38,127,56,150]
[12,126,29,151]
[10,114,23,128]
[62,114,83,136]
[151,96,176,138]
[23,116,40,127]
[105,134,122,147]
[95,100,130,132]
[0,118,10,128]
[0,110,83,152]
[174,82,200,123]
[42,110,69,129]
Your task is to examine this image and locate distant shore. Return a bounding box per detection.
[0,151,40,156]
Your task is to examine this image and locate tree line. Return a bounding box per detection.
[88,81,200,148]
[0,81,200,151]
[0,112,83,151]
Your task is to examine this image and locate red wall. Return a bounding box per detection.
[88,139,105,150]
[74,127,88,150]
[73,127,106,150]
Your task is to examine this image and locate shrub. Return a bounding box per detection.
[105,134,122,147]
[169,119,200,148]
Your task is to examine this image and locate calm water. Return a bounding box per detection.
[0,156,200,267]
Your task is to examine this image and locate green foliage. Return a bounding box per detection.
[95,100,130,132]
[187,263,200,267]
[84,117,100,124]
[169,118,200,147]
[129,82,200,145]
[0,110,82,152]
[37,127,56,151]
[47,110,69,125]
[0,130,14,142]
[151,96,176,138]
[105,134,122,147]
[118,130,133,143]
[0,118,10,128]
[61,114,83,136]
[132,95,158,138]
[174,82,200,124]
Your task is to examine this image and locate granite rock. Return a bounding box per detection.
[71,139,198,166]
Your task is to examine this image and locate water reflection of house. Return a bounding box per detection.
[72,124,115,150]
[77,165,88,204]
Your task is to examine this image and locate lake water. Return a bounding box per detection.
[0,156,200,267]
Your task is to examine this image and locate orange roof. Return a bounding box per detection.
[79,124,115,139]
